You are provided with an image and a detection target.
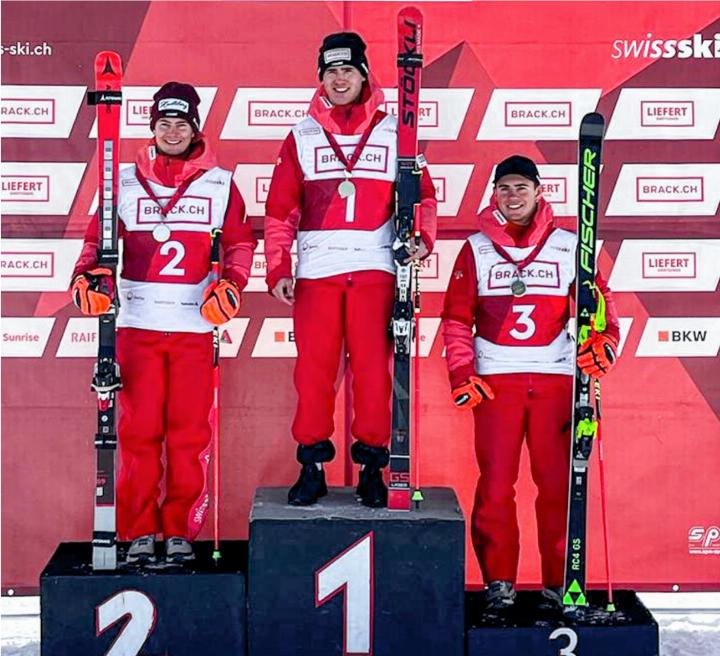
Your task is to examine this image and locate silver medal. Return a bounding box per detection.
[152,223,171,243]
[511,279,527,297]
[338,179,356,198]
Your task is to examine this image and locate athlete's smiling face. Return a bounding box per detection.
[153,118,194,156]
[322,65,365,106]
[494,174,541,226]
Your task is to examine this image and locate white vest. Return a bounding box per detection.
[468,229,577,375]
[292,114,398,279]
[117,165,232,333]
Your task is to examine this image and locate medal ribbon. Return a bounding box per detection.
[135,168,203,219]
[491,227,553,272]
[322,112,384,177]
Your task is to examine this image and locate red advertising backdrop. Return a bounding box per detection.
[2,1,720,592]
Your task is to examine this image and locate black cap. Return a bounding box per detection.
[493,155,540,185]
[318,32,369,80]
[150,82,201,132]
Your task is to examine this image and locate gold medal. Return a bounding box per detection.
[152,224,171,243]
[338,179,356,198]
[511,279,527,297]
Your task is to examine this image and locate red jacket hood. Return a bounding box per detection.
[308,78,386,135]
[477,196,556,247]
[135,133,218,187]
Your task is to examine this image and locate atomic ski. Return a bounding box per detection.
[563,112,606,607]
[88,51,123,570]
[388,6,424,511]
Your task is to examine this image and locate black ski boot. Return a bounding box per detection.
[351,442,390,508]
[288,440,336,506]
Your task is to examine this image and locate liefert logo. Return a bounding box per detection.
[611,33,720,59]
[657,329,706,343]
[688,526,720,554]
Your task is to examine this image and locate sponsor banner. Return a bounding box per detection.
[250,317,441,358]
[1,239,83,292]
[415,239,464,293]
[245,239,298,293]
[1,318,55,358]
[380,88,474,140]
[609,240,720,292]
[1,162,86,215]
[479,164,588,216]
[245,240,463,294]
[426,164,473,217]
[606,88,720,140]
[55,317,98,357]
[234,163,473,218]
[221,88,473,140]
[1,86,86,138]
[232,164,274,217]
[251,317,296,357]
[89,87,217,138]
[221,88,314,140]
[218,318,250,358]
[606,164,720,216]
[688,526,720,555]
[636,317,720,357]
[476,89,601,140]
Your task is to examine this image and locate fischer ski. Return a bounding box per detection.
[388,6,424,511]
[87,51,123,570]
[563,112,605,608]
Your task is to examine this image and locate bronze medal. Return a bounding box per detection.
[511,279,526,297]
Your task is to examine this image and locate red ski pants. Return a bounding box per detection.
[292,271,395,448]
[470,372,573,587]
[116,328,213,541]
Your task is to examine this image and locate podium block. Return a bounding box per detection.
[466,589,659,656]
[40,541,247,656]
[248,487,465,656]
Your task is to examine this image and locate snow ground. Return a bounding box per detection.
[2,593,719,655]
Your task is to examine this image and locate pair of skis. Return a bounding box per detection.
[388,7,425,511]
[562,112,613,610]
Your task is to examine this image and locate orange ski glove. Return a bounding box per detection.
[71,267,115,316]
[577,332,618,378]
[451,375,495,409]
[200,279,241,325]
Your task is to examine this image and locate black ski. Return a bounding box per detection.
[88,51,123,570]
[388,6,424,511]
[563,112,605,607]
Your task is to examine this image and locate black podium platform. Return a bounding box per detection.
[466,589,659,656]
[248,486,465,656]
[40,540,247,656]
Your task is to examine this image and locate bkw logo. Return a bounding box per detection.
[658,330,707,343]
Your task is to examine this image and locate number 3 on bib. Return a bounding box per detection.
[509,304,536,340]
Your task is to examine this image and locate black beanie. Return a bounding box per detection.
[317,32,369,80]
[493,155,541,185]
[150,82,201,132]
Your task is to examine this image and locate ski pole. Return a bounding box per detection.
[594,378,615,611]
[210,229,223,563]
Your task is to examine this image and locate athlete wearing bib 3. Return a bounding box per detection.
[441,155,620,609]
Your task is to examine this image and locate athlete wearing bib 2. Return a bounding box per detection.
[441,155,619,609]
[71,82,257,563]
